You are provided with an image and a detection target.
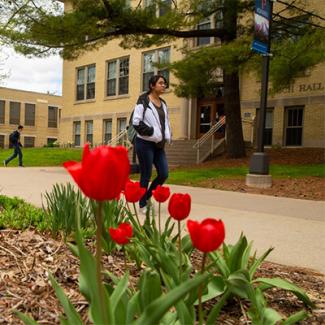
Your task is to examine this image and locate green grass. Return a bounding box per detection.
[0,147,82,167]
[1,147,323,187]
[167,164,325,186]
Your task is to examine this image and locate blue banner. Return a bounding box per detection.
[252,0,272,54]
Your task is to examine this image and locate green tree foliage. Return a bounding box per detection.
[0,0,324,157]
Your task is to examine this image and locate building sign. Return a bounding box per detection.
[252,0,272,54]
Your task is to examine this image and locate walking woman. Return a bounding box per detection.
[132,75,172,213]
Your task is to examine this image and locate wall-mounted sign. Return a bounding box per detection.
[252,0,272,55]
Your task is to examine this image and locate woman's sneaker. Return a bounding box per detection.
[139,206,147,215]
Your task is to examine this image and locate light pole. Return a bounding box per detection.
[246,0,275,188]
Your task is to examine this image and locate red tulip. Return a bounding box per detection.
[152,185,170,203]
[124,180,146,203]
[168,193,191,221]
[64,144,130,201]
[187,218,225,253]
[109,222,133,245]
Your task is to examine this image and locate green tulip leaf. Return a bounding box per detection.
[255,277,314,307]
[262,307,282,325]
[48,273,83,325]
[248,247,274,280]
[209,251,230,277]
[15,312,39,325]
[75,228,113,324]
[126,291,141,324]
[282,310,309,325]
[135,273,210,325]
[111,272,129,314]
[194,275,225,305]
[206,290,232,325]
[228,235,248,272]
[139,269,163,311]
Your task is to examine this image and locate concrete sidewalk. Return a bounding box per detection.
[0,167,324,273]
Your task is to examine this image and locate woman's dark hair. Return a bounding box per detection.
[147,74,168,93]
[18,125,23,130]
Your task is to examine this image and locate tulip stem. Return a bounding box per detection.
[124,247,128,271]
[158,203,161,235]
[132,202,142,229]
[178,220,182,283]
[95,201,108,324]
[198,252,207,325]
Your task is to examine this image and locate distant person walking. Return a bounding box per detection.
[4,125,24,167]
[132,75,172,213]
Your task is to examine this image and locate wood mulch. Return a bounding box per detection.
[176,148,325,201]
[0,229,324,324]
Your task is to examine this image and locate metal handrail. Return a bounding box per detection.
[106,129,131,148]
[193,117,226,149]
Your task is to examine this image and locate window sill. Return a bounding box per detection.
[74,99,96,105]
[104,94,130,101]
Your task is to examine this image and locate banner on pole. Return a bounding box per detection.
[252,0,272,54]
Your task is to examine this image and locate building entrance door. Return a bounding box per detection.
[197,98,224,138]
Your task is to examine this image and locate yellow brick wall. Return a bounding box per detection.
[0,87,62,148]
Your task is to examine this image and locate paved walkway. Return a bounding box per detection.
[0,167,324,274]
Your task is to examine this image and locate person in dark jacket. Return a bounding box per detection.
[4,125,24,167]
[132,75,172,214]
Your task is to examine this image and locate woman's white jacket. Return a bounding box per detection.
[132,96,172,144]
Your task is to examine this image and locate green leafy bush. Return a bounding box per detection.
[0,195,48,231]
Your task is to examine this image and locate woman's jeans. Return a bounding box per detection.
[5,144,23,166]
[135,137,168,208]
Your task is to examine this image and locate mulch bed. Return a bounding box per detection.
[1,229,324,324]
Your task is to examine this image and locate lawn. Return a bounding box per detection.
[0,147,82,167]
[1,147,324,187]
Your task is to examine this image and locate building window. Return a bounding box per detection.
[9,101,20,125]
[0,135,4,148]
[85,120,93,145]
[107,57,129,96]
[142,48,170,91]
[117,117,127,145]
[47,138,57,146]
[0,100,5,124]
[73,121,81,146]
[159,0,171,16]
[285,106,304,146]
[197,18,211,46]
[24,136,35,148]
[76,64,96,101]
[48,106,58,128]
[25,103,36,126]
[103,119,112,144]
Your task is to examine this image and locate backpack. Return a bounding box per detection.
[127,96,149,144]
[9,131,16,144]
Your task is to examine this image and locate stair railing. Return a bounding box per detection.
[193,117,226,164]
[106,129,131,148]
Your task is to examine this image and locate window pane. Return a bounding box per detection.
[73,121,81,146]
[103,119,112,144]
[108,61,116,79]
[0,100,5,124]
[48,106,58,128]
[87,82,95,99]
[24,136,35,148]
[119,58,129,95]
[47,138,57,145]
[10,102,20,125]
[144,52,155,73]
[197,19,211,46]
[117,118,127,133]
[107,79,116,96]
[158,48,170,65]
[87,65,96,83]
[77,68,85,85]
[119,76,129,95]
[25,103,35,126]
[159,0,171,17]
[86,121,93,145]
[143,72,154,91]
[0,135,4,148]
[77,85,85,101]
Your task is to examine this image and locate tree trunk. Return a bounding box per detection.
[223,70,246,158]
